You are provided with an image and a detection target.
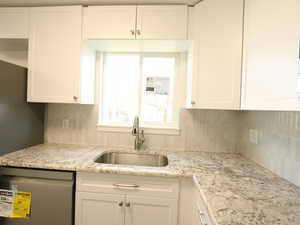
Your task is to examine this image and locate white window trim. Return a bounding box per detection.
[96,52,186,136]
[97,124,181,136]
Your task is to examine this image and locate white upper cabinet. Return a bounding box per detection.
[187,0,244,109]
[28,6,95,104]
[83,6,137,40]
[241,0,300,110]
[83,5,188,40]
[0,8,29,38]
[136,5,188,40]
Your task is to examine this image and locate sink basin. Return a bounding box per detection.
[95,152,168,167]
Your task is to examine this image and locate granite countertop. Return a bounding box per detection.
[0,143,300,225]
[192,155,300,225]
[0,143,192,177]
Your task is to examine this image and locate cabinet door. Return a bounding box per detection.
[187,0,244,109]
[75,192,125,225]
[0,8,29,38]
[125,196,178,225]
[27,6,82,103]
[136,5,187,40]
[242,0,300,110]
[83,6,137,40]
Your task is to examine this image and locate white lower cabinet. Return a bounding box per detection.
[75,173,179,225]
[125,196,178,225]
[76,192,125,225]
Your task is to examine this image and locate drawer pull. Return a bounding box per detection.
[113,183,140,189]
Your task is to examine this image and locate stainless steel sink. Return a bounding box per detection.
[95,152,168,167]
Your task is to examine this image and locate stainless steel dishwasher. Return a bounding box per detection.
[0,167,75,225]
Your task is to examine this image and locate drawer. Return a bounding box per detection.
[76,172,179,198]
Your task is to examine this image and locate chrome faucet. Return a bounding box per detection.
[132,116,145,151]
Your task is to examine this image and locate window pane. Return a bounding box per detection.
[141,57,176,124]
[102,55,140,124]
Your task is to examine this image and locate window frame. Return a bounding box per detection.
[97,52,185,135]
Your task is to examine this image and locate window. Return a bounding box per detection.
[98,53,183,130]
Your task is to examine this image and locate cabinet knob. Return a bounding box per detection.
[118,202,123,207]
[73,96,78,101]
[191,101,196,105]
[125,202,130,208]
[130,30,135,35]
[136,30,141,35]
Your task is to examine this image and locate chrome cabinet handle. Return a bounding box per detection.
[113,183,139,189]
[125,202,130,207]
[118,201,123,207]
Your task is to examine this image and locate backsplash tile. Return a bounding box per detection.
[45,104,240,153]
[238,111,300,187]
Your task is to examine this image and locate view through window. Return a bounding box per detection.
[99,53,180,128]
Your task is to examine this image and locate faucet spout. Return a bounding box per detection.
[132,116,145,151]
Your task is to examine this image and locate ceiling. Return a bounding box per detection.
[0,0,201,7]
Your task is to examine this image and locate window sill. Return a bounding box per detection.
[97,124,181,136]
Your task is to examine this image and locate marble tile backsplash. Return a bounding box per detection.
[238,111,300,187]
[45,104,240,153]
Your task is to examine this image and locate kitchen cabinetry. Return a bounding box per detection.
[241,0,300,110]
[83,5,187,40]
[0,8,29,38]
[187,0,244,110]
[83,6,136,40]
[75,173,179,225]
[125,196,178,225]
[27,6,95,104]
[76,192,125,225]
[136,6,187,40]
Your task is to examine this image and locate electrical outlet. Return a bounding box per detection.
[249,129,258,144]
[62,119,70,129]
